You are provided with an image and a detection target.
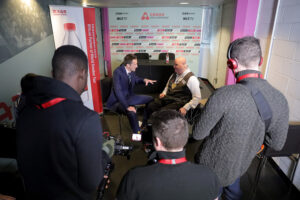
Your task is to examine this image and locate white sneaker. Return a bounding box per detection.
[138,121,143,127]
[132,133,142,141]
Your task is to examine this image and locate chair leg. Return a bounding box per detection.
[286,155,299,198]
[118,115,122,135]
[249,155,267,200]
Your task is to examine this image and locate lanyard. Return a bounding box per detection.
[236,73,263,83]
[159,157,187,165]
[36,97,66,109]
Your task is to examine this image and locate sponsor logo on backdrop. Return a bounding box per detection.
[141,12,150,20]
[117,17,128,20]
[52,9,67,15]
[115,12,128,20]
[182,12,195,15]
[141,12,168,20]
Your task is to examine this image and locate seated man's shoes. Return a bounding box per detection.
[131,132,142,141]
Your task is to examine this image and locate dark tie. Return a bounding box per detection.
[128,73,131,83]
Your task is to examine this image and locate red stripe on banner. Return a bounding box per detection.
[83,7,103,113]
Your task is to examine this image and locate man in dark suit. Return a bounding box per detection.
[106,54,156,141]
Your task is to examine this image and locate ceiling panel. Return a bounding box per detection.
[71,0,225,7]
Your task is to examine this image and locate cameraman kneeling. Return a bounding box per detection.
[116,110,220,200]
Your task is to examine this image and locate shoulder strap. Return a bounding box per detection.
[239,81,272,130]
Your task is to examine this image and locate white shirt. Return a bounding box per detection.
[162,68,201,110]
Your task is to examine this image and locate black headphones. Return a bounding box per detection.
[227,40,263,71]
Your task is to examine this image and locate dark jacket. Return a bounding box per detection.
[16,76,103,200]
[116,151,220,200]
[106,65,144,109]
[193,70,289,186]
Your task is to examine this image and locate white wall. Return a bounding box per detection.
[0,0,105,125]
[205,5,222,84]
[208,0,235,88]
[0,35,55,125]
[256,0,300,190]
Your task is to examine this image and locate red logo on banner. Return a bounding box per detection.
[141,12,149,20]
[52,9,67,15]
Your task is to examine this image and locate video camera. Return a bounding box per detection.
[104,134,134,159]
[97,133,133,200]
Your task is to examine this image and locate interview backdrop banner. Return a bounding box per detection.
[108,7,203,74]
[49,5,103,113]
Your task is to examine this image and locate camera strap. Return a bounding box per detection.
[238,78,273,154]
[238,80,272,130]
[159,157,187,165]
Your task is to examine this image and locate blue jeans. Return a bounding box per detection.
[111,95,153,133]
[221,178,243,200]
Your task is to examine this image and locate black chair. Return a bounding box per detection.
[100,77,124,135]
[185,105,202,126]
[249,122,300,200]
[158,53,175,61]
[134,53,150,60]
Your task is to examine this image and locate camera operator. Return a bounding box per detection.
[116,109,220,200]
[16,45,105,200]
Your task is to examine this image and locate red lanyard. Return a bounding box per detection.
[36,97,66,109]
[159,157,187,165]
[237,73,263,83]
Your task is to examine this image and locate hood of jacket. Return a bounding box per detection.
[21,75,82,106]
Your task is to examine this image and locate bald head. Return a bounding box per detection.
[174,57,188,75]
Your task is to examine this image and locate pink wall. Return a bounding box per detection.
[225,0,260,85]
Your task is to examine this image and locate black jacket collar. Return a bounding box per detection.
[236,69,261,79]
[156,150,186,159]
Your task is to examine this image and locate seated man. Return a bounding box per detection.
[106,54,156,141]
[116,110,220,200]
[147,56,201,119]
[16,45,105,199]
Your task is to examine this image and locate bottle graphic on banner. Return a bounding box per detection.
[62,23,82,49]
[166,52,169,64]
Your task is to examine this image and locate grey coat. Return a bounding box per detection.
[193,72,289,186]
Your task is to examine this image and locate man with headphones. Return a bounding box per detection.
[193,36,289,199]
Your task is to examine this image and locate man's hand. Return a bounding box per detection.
[127,106,136,113]
[144,78,156,86]
[159,93,166,99]
[179,107,187,116]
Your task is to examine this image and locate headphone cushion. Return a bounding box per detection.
[227,58,238,70]
[259,57,263,66]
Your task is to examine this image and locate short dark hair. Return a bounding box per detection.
[228,36,262,67]
[52,45,88,80]
[123,54,137,66]
[20,73,37,94]
[151,109,189,150]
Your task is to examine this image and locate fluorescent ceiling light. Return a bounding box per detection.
[179,2,190,5]
[82,1,88,7]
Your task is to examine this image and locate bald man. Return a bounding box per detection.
[146,57,201,120]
